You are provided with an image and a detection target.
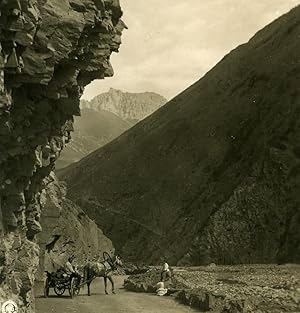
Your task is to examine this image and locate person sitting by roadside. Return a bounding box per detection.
[156,281,168,296]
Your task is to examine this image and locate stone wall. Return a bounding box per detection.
[0,0,125,311]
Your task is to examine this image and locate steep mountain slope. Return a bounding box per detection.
[56,108,132,168]
[60,6,300,265]
[81,88,167,123]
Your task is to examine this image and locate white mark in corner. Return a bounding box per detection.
[1,300,18,313]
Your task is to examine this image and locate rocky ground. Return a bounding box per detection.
[123,263,150,275]
[124,264,300,312]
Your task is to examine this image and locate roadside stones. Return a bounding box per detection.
[125,266,300,313]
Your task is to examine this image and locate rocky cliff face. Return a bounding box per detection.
[0,0,125,311]
[81,88,167,123]
[36,173,113,281]
[61,6,300,266]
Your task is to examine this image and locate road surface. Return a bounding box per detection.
[35,276,197,313]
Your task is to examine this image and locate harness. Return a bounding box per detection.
[100,260,116,276]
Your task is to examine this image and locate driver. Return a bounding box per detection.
[65,255,81,288]
[65,256,76,273]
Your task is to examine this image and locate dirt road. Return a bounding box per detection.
[35,276,197,313]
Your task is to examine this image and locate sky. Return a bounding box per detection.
[82,0,299,101]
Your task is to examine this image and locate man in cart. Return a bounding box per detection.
[65,255,81,288]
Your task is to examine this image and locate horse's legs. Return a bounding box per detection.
[87,282,91,296]
[108,276,115,294]
[104,276,108,295]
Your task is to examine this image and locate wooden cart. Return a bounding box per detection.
[44,270,81,298]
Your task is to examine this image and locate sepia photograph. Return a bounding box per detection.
[0,0,299,312]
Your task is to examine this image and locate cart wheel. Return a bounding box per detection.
[69,277,76,298]
[54,283,66,296]
[44,278,50,298]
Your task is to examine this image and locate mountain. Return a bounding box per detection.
[59,6,300,265]
[56,90,167,169]
[56,108,132,169]
[81,88,167,124]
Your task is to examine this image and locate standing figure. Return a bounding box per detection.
[160,262,172,282]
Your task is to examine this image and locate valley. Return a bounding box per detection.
[59,5,300,266]
[0,1,299,313]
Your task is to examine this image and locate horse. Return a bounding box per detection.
[83,253,123,296]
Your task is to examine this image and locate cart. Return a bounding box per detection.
[44,269,81,298]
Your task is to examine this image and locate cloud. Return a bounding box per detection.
[82,0,298,100]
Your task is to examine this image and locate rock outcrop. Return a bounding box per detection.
[60,6,300,265]
[81,88,167,124]
[36,173,114,281]
[0,0,125,311]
